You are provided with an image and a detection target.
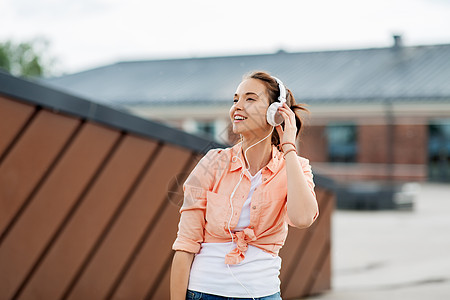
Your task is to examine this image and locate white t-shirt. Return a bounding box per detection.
[188,169,282,298]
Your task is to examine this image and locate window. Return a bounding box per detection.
[182,119,229,143]
[196,120,216,140]
[326,123,357,163]
[429,120,450,182]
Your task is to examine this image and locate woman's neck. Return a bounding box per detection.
[241,137,273,176]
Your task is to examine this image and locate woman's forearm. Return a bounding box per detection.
[284,151,319,228]
[170,250,194,300]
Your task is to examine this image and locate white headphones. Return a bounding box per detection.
[266,76,287,127]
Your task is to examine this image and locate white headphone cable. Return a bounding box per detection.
[226,126,274,300]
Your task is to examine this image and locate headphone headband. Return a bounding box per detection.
[272,76,287,103]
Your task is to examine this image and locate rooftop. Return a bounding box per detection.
[44,40,450,107]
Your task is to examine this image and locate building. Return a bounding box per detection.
[45,36,450,182]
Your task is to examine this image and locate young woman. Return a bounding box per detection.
[171,71,319,300]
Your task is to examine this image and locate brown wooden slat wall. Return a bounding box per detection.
[279,189,334,299]
[0,93,333,300]
[0,97,35,159]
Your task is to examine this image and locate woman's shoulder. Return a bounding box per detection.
[199,146,234,166]
[203,146,229,156]
[203,145,235,158]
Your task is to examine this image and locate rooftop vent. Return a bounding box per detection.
[393,34,403,49]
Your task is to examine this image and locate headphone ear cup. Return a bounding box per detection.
[266,102,284,126]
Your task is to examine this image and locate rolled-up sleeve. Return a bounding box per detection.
[172,149,219,253]
[299,157,316,199]
[286,156,318,226]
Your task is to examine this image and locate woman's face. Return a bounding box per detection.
[229,78,272,136]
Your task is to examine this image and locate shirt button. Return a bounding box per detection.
[252,206,256,209]
[263,178,267,181]
[250,226,254,229]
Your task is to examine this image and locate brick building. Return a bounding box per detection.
[45,36,450,183]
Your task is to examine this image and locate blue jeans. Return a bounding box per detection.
[186,289,282,300]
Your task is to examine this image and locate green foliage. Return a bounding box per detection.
[0,38,54,77]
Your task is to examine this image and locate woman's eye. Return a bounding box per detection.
[233,98,255,103]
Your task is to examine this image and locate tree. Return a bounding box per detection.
[0,38,55,77]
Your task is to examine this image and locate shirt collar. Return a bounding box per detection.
[230,142,282,174]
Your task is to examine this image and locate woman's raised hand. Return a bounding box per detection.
[275,102,297,148]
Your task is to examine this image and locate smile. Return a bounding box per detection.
[233,115,247,122]
[234,114,247,121]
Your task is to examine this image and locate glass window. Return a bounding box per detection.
[326,123,357,163]
[196,120,216,140]
[428,120,450,182]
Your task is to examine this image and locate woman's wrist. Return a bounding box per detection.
[281,141,296,153]
[281,141,298,158]
[283,148,297,158]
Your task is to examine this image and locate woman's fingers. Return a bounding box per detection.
[278,108,294,125]
[279,111,289,124]
[280,103,294,115]
[278,106,295,124]
[275,103,297,143]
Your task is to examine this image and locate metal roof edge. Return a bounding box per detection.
[113,42,450,65]
[0,72,226,153]
[50,42,450,79]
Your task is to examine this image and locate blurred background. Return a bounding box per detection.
[1,0,450,299]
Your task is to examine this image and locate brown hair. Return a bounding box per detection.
[244,71,308,147]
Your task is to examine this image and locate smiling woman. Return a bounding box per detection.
[231,72,309,159]
[170,71,319,300]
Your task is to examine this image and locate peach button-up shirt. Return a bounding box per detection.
[172,143,317,264]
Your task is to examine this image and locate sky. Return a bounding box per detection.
[1,0,450,74]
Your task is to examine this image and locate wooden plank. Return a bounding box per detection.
[0,110,79,237]
[309,244,332,295]
[0,122,119,300]
[279,226,308,283]
[0,96,35,159]
[279,188,327,285]
[67,145,192,300]
[296,193,331,297]
[303,195,333,296]
[112,201,183,299]
[18,135,156,299]
[282,190,332,299]
[150,264,171,300]
[309,193,334,295]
